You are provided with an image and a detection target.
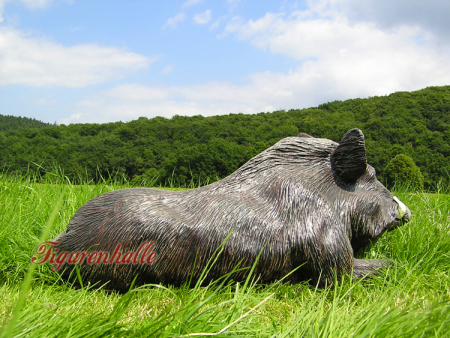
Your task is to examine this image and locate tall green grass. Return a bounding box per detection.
[0,172,449,337]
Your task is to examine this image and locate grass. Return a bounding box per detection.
[0,172,449,337]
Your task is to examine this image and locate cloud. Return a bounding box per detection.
[0,27,152,87]
[162,13,186,30]
[209,16,226,30]
[182,0,202,8]
[62,97,260,124]
[57,0,450,124]
[222,3,450,98]
[58,79,277,123]
[0,0,55,22]
[0,0,7,22]
[64,51,450,124]
[161,64,174,74]
[19,0,54,9]
[193,9,212,25]
[61,113,81,124]
[336,0,450,42]
[58,75,315,124]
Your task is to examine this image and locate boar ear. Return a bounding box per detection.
[331,128,367,182]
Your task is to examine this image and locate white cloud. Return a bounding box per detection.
[226,13,426,61]
[209,15,226,30]
[193,9,212,25]
[222,3,450,100]
[19,0,54,9]
[227,0,240,12]
[57,79,272,123]
[58,76,313,124]
[62,98,260,124]
[0,27,152,87]
[55,0,450,124]
[161,64,174,74]
[0,0,7,22]
[63,0,450,124]
[162,13,186,30]
[61,113,81,124]
[182,0,202,8]
[64,51,450,124]
[336,0,450,42]
[0,0,55,22]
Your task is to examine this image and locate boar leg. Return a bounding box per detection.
[352,259,391,279]
[306,223,355,286]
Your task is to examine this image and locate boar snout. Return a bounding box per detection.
[393,196,411,223]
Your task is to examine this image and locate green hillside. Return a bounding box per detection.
[1,86,449,189]
[0,114,53,131]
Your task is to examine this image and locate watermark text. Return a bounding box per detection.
[31,241,157,271]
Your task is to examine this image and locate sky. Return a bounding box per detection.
[0,0,449,125]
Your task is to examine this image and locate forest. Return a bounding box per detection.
[0,114,54,131]
[1,85,449,189]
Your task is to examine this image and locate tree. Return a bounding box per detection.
[385,154,424,190]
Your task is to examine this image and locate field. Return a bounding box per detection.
[0,173,449,337]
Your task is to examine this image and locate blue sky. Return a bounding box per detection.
[1,0,450,124]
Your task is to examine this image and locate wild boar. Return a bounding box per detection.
[50,128,411,292]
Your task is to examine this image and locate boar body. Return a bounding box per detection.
[53,129,411,292]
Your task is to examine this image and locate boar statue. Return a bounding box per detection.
[51,128,411,292]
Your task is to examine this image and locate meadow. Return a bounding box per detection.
[0,172,449,337]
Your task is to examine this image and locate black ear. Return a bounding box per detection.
[331,128,367,182]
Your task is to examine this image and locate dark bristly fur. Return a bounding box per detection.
[53,128,411,292]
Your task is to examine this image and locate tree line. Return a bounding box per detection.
[1,86,449,189]
[0,115,54,132]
